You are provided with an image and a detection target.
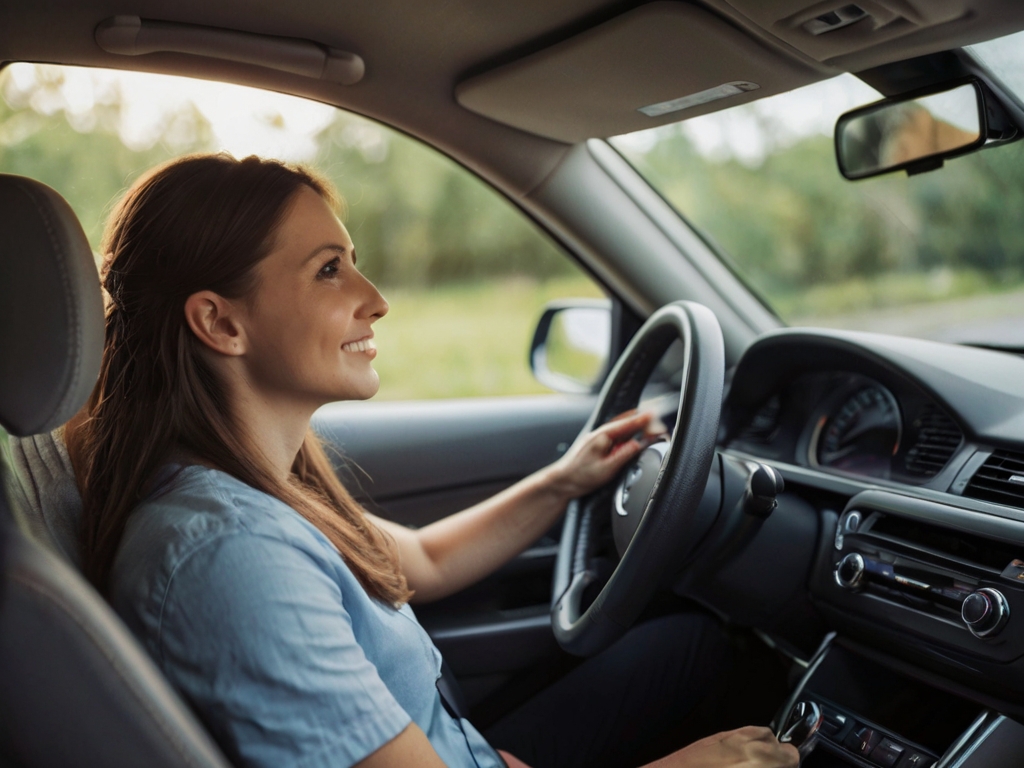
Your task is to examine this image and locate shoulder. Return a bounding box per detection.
[109,466,344,644]
[110,468,414,767]
[124,465,335,566]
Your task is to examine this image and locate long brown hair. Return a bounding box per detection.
[68,153,411,605]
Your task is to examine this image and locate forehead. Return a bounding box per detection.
[270,185,353,257]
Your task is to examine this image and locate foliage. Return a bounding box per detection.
[0,65,573,290]
[0,64,596,401]
[619,123,1024,323]
[315,121,574,288]
[373,276,603,400]
[0,73,187,247]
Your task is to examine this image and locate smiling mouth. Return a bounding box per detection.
[342,338,377,354]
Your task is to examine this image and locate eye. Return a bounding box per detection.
[316,256,341,280]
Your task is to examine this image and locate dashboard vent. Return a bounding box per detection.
[964,450,1024,509]
[869,513,1022,571]
[903,404,963,478]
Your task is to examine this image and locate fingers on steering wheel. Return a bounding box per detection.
[600,411,651,441]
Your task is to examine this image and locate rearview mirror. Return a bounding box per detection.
[835,81,985,180]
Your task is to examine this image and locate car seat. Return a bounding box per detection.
[0,173,233,768]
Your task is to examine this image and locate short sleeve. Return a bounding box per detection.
[155,531,412,768]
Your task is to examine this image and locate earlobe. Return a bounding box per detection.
[184,290,247,356]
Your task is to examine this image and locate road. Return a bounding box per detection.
[791,287,1024,347]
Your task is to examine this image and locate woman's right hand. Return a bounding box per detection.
[647,726,800,768]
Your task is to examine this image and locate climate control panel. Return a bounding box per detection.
[832,552,1012,638]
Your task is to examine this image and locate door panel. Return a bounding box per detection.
[314,395,595,523]
[313,394,595,709]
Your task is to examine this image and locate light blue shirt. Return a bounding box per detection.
[110,464,503,768]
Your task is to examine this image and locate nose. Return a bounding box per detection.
[373,290,389,320]
[358,271,388,321]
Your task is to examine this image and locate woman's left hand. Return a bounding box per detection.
[546,410,665,502]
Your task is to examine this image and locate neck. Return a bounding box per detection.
[225,374,319,483]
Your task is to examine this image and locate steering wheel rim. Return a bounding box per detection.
[550,300,725,657]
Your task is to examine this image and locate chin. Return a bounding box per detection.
[339,375,381,402]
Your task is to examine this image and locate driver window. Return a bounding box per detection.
[0,63,604,402]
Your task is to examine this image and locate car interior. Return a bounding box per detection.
[4,1,1024,767]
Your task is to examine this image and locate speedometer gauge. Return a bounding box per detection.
[812,385,902,477]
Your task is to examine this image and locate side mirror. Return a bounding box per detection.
[835,80,986,180]
[530,299,611,394]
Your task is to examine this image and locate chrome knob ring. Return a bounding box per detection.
[962,587,1010,638]
[834,552,866,590]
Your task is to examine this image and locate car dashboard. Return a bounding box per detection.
[728,369,963,487]
[676,328,1024,766]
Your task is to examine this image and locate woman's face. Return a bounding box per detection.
[238,185,389,408]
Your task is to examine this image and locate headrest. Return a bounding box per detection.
[0,175,104,437]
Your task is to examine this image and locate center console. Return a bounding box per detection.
[773,640,1024,768]
[809,489,1024,705]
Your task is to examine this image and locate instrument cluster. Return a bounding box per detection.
[727,371,963,485]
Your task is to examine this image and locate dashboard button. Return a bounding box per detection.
[843,725,880,756]
[868,738,903,767]
[903,751,934,768]
[999,558,1024,583]
[819,708,848,738]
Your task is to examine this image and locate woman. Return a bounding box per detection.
[67,154,798,768]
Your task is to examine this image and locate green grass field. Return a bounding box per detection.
[371,275,604,400]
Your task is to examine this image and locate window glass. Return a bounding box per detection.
[0,63,602,400]
[612,71,1024,347]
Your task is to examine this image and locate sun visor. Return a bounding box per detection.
[456,2,821,143]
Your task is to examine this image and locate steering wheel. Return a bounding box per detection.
[551,300,725,657]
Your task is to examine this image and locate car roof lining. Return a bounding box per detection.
[4,1,1024,185]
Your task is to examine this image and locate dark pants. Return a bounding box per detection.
[484,612,730,768]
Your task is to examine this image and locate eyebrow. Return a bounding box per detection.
[303,243,350,266]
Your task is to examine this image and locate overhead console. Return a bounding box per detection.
[713,0,974,68]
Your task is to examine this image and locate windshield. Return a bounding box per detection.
[611,31,1024,347]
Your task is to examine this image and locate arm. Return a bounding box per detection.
[645,727,799,768]
[354,724,447,768]
[357,725,799,768]
[370,411,655,603]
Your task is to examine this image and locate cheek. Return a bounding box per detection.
[246,288,359,375]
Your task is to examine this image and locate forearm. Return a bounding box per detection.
[400,465,570,602]
[372,410,653,603]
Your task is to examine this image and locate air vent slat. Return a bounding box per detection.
[903,404,963,478]
[964,449,1024,509]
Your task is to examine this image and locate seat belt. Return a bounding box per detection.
[436,658,469,720]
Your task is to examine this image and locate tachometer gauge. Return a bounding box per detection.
[812,385,902,477]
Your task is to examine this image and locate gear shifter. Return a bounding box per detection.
[778,700,823,761]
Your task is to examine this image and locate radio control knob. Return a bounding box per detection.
[834,553,865,590]
[962,588,1009,637]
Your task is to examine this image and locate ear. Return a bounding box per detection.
[184,290,248,356]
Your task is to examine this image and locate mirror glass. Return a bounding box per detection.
[536,305,610,391]
[836,83,983,179]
